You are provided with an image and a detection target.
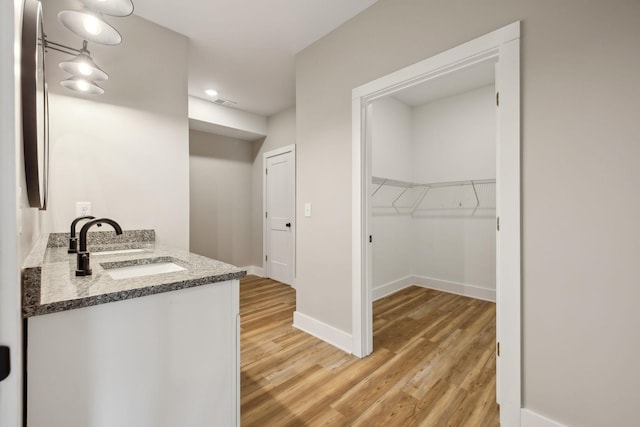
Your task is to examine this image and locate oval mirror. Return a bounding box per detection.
[21,0,49,210]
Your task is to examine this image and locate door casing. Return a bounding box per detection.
[0,1,23,426]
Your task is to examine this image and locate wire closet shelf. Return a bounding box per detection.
[371,176,496,216]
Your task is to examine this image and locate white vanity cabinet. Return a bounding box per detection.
[27,279,240,427]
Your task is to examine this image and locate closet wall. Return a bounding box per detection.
[372,84,496,301]
[371,97,414,288]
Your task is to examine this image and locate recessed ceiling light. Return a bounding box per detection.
[205,89,218,98]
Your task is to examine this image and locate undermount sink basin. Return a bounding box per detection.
[104,259,186,280]
[93,248,145,256]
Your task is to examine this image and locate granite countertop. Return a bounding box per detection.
[22,230,246,318]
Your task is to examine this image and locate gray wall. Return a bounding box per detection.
[189,130,254,267]
[295,0,640,425]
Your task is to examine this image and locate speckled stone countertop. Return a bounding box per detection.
[22,230,246,318]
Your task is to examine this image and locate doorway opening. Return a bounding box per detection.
[352,22,521,426]
[369,61,497,302]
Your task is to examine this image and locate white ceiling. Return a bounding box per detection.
[132,0,379,117]
[392,59,497,107]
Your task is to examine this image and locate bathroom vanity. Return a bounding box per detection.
[22,230,245,427]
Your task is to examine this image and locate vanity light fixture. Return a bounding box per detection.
[59,40,108,81]
[58,0,134,45]
[205,89,219,98]
[80,0,134,17]
[50,0,135,95]
[61,76,105,95]
[45,39,106,95]
[58,8,122,45]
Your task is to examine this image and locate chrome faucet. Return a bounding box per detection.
[75,218,123,276]
[68,215,95,253]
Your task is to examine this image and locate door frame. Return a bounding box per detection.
[263,144,296,286]
[1,1,23,426]
[351,22,521,426]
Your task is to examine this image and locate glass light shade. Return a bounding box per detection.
[61,76,104,95]
[59,52,108,81]
[58,9,122,45]
[81,0,134,17]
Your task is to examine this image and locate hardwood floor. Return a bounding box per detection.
[240,275,499,426]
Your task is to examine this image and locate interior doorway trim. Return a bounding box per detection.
[351,22,521,426]
[263,144,296,286]
[0,2,23,426]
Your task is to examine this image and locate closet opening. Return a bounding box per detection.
[352,22,521,426]
[369,58,498,417]
[369,59,497,304]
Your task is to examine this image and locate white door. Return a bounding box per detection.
[264,146,295,286]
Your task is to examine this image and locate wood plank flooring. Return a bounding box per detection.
[240,275,499,426]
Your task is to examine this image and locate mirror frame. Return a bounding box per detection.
[21,0,49,210]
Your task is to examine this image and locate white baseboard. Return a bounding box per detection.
[413,275,496,302]
[242,265,264,277]
[372,275,496,302]
[372,276,414,301]
[521,409,566,427]
[293,311,352,353]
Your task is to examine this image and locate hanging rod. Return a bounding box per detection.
[372,176,495,191]
[371,176,414,189]
[422,178,495,188]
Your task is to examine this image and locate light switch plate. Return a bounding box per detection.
[304,203,311,217]
[76,201,92,217]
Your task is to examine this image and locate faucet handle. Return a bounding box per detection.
[75,252,92,276]
[68,237,78,254]
[69,215,97,253]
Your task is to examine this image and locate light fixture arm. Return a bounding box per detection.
[42,35,84,57]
